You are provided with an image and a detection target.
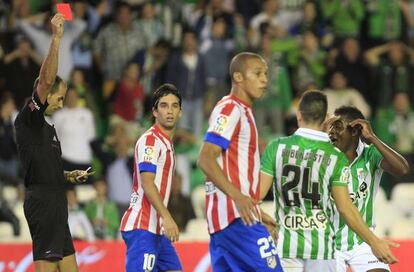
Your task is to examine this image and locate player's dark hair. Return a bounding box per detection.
[298,90,327,125]
[33,76,65,95]
[229,52,265,82]
[152,83,182,109]
[334,106,365,122]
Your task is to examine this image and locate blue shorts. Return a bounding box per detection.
[121,229,182,272]
[210,219,283,272]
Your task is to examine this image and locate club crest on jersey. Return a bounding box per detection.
[266,256,277,269]
[213,115,229,134]
[143,146,155,162]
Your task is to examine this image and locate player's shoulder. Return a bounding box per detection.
[137,128,159,146]
[214,97,242,115]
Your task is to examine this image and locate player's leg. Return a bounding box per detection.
[279,258,304,272]
[348,243,390,272]
[122,229,159,272]
[157,235,182,272]
[304,259,336,272]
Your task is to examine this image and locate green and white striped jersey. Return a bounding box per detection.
[261,128,349,260]
[332,140,383,252]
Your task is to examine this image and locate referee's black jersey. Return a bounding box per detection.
[14,91,65,188]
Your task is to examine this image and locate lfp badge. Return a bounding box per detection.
[143,146,155,162]
[213,115,229,134]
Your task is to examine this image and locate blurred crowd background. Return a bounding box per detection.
[1,0,414,242]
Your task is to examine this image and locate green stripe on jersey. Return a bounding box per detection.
[332,143,383,251]
[261,135,349,259]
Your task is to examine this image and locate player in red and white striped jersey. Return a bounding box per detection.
[120,84,183,272]
[198,52,284,271]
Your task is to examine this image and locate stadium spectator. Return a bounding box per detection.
[166,30,206,138]
[93,2,147,98]
[327,38,371,103]
[324,71,371,118]
[67,188,96,242]
[112,62,145,122]
[84,179,120,240]
[17,11,86,80]
[90,117,134,216]
[3,36,41,109]
[52,86,96,186]
[136,2,165,48]
[168,171,195,232]
[365,40,414,109]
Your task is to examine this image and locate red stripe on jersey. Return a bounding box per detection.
[222,146,235,223]
[139,195,151,229]
[228,120,241,191]
[246,110,258,200]
[212,193,220,232]
[220,102,236,116]
[120,206,132,230]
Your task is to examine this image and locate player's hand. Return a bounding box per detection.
[261,211,278,242]
[370,238,399,264]
[51,13,65,38]
[234,193,258,226]
[349,119,375,142]
[322,115,340,133]
[163,215,179,243]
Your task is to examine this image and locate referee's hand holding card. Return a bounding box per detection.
[66,167,95,184]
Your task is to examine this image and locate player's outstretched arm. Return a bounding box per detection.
[36,13,65,104]
[198,142,258,226]
[350,119,410,177]
[332,185,399,264]
[141,172,179,242]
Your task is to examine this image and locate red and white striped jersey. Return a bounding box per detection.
[204,94,261,234]
[120,125,175,234]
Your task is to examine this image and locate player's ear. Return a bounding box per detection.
[152,106,157,118]
[232,71,243,83]
[351,125,361,137]
[296,111,303,125]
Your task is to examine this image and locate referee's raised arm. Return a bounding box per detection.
[36,13,65,104]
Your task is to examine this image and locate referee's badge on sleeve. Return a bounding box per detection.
[213,115,229,134]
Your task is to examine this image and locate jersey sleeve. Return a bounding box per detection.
[331,153,350,187]
[18,90,48,128]
[367,144,383,169]
[260,139,279,177]
[136,134,161,174]
[204,102,241,150]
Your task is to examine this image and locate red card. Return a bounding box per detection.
[56,3,72,21]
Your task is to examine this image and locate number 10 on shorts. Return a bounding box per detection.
[143,253,156,271]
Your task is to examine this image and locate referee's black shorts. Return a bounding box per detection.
[24,186,75,261]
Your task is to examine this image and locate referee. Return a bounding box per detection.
[14,13,93,272]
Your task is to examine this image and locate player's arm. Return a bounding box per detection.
[332,185,399,264]
[350,119,410,177]
[36,13,65,104]
[198,142,258,226]
[260,172,273,200]
[141,171,179,242]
